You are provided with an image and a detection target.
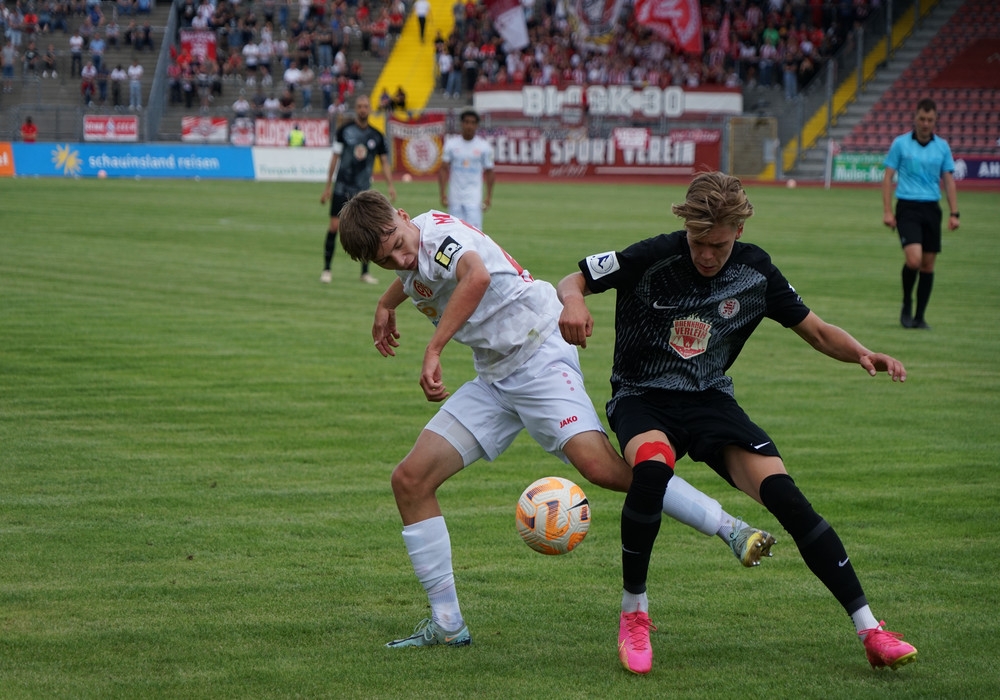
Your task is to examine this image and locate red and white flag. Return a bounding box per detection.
[718,11,731,53]
[485,0,530,51]
[634,0,703,55]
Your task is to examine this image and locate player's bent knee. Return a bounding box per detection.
[634,440,675,469]
[390,460,432,499]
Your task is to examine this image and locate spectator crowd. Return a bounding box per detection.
[1,0,878,123]
[433,0,875,100]
[159,0,877,121]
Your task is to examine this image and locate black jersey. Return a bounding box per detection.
[332,121,388,197]
[578,231,810,409]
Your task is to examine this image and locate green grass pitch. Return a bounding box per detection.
[2,177,999,698]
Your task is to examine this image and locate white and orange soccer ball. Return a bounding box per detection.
[515,476,590,555]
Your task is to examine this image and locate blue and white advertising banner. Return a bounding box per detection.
[954,156,1000,183]
[11,143,255,179]
[252,147,331,182]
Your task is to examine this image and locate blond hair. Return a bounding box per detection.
[338,190,397,262]
[670,171,754,239]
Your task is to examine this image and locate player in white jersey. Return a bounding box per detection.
[438,108,495,230]
[336,190,775,651]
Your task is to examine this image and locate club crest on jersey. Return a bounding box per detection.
[413,281,433,298]
[434,236,463,269]
[718,298,740,319]
[669,316,712,359]
[586,251,619,279]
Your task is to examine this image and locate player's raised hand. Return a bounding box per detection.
[372,307,401,357]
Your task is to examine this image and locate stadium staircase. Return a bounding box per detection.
[840,0,1000,155]
[0,1,173,141]
[366,0,455,136]
[785,0,973,180]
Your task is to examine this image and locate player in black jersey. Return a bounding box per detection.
[558,171,917,675]
[320,94,396,285]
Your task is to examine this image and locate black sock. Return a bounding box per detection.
[621,460,672,595]
[901,265,918,313]
[362,261,370,276]
[324,230,337,270]
[759,474,867,613]
[914,271,934,321]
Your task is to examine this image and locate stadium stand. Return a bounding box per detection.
[842,0,999,155]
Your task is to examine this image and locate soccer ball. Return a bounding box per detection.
[786,178,797,189]
[515,476,590,555]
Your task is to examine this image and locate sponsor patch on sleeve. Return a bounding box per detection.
[434,236,463,270]
[585,251,620,280]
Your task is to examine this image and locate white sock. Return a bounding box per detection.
[401,516,464,631]
[622,590,649,614]
[661,474,727,537]
[715,516,748,543]
[852,606,881,637]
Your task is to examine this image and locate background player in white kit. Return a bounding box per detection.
[438,108,495,230]
[337,190,775,650]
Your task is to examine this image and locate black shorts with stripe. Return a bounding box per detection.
[608,389,781,487]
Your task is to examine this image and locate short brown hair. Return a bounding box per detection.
[670,171,754,239]
[916,98,937,114]
[338,190,397,262]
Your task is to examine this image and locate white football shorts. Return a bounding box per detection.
[425,332,607,466]
[449,202,483,231]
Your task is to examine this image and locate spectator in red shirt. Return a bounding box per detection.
[21,116,39,142]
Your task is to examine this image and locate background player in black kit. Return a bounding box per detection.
[557,171,917,676]
[320,94,396,285]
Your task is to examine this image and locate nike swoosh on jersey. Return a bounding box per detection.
[838,558,850,567]
[652,301,677,310]
[752,441,772,450]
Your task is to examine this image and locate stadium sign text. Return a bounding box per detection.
[480,126,720,178]
[474,86,742,119]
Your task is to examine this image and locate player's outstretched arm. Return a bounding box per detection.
[792,312,907,382]
[557,272,594,348]
[420,252,490,402]
[373,278,408,357]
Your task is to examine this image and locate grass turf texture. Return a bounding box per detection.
[2,178,999,699]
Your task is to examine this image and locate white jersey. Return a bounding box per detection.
[400,211,560,383]
[441,134,494,209]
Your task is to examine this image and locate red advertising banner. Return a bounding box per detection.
[485,125,720,178]
[231,117,255,146]
[181,116,229,143]
[253,118,330,147]
[388,113,446,176]
[83,115,139,142]
[180,28,217,62]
